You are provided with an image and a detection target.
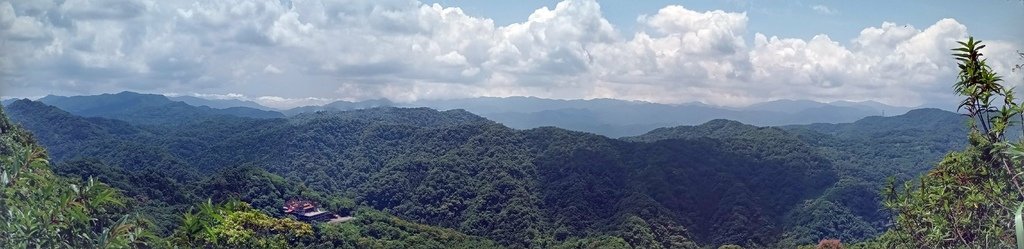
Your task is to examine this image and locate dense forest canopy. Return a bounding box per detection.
[1,89,968,248]
[0,103,503,248]
[866,37,1024,248]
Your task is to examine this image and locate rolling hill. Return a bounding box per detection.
[2,98,880,248]
[276,96,915,137]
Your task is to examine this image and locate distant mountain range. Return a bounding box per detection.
[273,96,918,137]
[30,92,285,125]
[747,99,912,116]
[282,98,394,116]
[6,92,923,137]
[168,95,276,111]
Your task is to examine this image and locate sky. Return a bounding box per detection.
[0,0,1022,109]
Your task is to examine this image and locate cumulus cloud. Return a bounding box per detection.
[0,0,1020,108]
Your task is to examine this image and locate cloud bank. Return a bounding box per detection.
[1,0,1021,108]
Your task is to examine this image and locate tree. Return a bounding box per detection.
[621,215,662,249]
[1015,50,1023,81]
[173,200,313,248]
[879,37,1024,248]
[0,106,155,248]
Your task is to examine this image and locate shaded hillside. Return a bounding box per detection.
[0,103,504,248]
[784,108,967,185]
[412,97,898,137]
[7,100,844,248]
[625,108,968,245]
[628,108,965,188]
[0,104,154,247]
[5,99,201,180]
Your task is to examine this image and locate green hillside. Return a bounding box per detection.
[6,98,865,248]
[626,109,967,245]
[0,104,502,248]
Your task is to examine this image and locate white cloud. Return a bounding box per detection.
[745,19,979,106]
[190,93,246,100]
[254,95,335,109]
[1,0,1020,108]
[166,91,334,109]
[811,5,836,15]
[263,64,283,74]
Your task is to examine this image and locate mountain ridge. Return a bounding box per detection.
[4,99,861,248]
[37,91,285,125]
[168,95,276,111]
[25,91,928,138]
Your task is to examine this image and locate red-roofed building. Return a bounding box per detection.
[283,199,342,223]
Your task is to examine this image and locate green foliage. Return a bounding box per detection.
[197,165,350,217]
[8,102,710,247]
[773,108,968,245]
[881,137,1016,247]
[627,103,972,247]
[550,235,631,249]
[173,200,313,248]
[311,208,500,249]
[1016,201,1024,249]
[620,215,662,249]
[1015,50,1023,79]
[1,104,497,248]
[877,37,1024,248]
[779,199,875,246]
[4,89,969,248]
[0,105,156,248]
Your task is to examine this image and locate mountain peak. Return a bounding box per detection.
[702,119,747,127]
[903,108,953,116]
[111,91,170,100]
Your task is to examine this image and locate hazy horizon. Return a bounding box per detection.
[2,90,937,110]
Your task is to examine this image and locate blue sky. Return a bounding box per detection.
[1,0,1022,109]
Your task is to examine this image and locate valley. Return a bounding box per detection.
[0,94,966,248]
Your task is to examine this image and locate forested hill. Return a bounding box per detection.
[34,91,284,125]
[0,104,505,248]
[626,108,967,244]
[782,108,967,185]
[786,108,966,139]
[304,96,909,137]
[21,92,916,138]
[3,99,864,248]
[628,108,965,186]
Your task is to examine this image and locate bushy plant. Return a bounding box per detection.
[879,37,1024,248]
[0,106,156,248]
[173,200,313,248]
